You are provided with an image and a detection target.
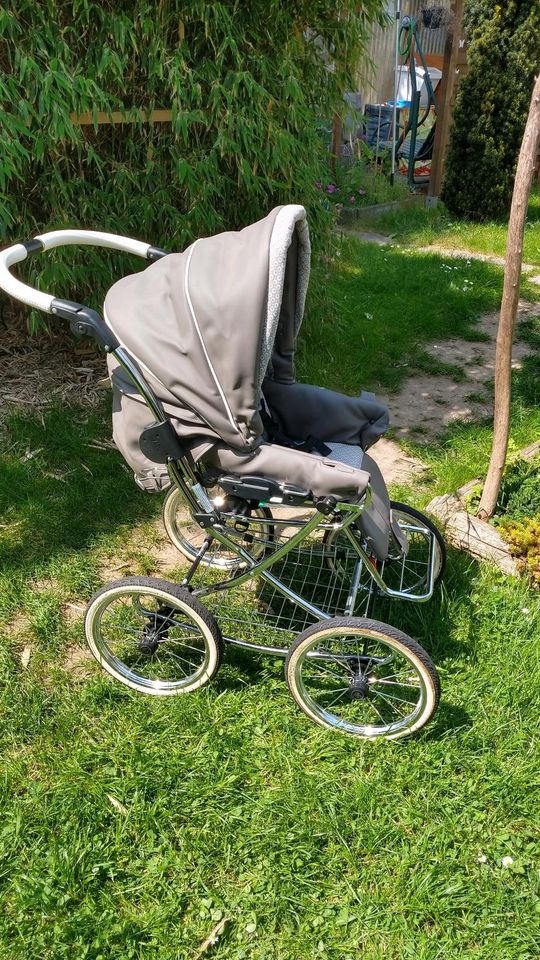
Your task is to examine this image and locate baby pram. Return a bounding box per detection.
[0,205,445,739]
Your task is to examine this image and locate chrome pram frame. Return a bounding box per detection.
[0,229,442,740]
[182,496,439,649]
[120,332,439,639]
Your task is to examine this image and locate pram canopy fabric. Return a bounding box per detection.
[105,205,311,452]
[105,205,388,459]
[105,205,396,556]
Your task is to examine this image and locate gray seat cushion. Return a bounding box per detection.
[324,442,364,470]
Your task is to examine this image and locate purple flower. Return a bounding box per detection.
[349,195,356,203]
[314,180,322,189]
[327,184,336,194]
[357,188,366,196]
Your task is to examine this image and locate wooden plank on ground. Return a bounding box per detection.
[427,494,519,575]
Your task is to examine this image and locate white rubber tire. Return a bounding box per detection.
[285,617,439,740]
[85,576,222,696]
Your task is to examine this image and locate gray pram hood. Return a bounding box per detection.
[105,205,397,559]
[105,205,311,453]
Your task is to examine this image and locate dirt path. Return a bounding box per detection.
[343,227,540,283]
[368,437,423,484]
[342,227,539,446]
[378,304,537,443]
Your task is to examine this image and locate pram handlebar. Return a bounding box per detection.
[0,229,162,314]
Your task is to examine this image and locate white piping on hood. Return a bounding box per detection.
[184,239,240,436]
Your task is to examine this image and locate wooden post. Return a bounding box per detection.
[429,0,466,198]
[477,72,540,519]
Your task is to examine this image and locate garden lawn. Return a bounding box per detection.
[1,240,539,960]
[299,234,540,394]
[357,186,540,267]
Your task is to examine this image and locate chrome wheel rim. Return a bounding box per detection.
[292,627,430,738]
[163,486,270,569]
[87,585,214,693]
[325,509,443,595]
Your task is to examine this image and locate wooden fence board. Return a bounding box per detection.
[70,109,173,126]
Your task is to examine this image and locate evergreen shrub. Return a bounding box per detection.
[441,0,540,221]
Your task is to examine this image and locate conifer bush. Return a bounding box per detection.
[441,0,540,221]
[0,1,385,320]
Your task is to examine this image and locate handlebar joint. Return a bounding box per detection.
[146,246,169,262]
[50,299,119,351]
[22,238,45,255]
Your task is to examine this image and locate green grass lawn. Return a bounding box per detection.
[358,187,540,267]
[1,240,540,959]
[299,235,540,395]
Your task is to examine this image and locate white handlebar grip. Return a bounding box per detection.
[0,244,55,312]
[34,230,151,259]
[0,230,152,313]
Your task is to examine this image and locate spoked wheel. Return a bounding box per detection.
[286,617,439,740]
[85,576,223,695]
[162,485,273,569]
[387,502,446,590]
[324,501,446,596]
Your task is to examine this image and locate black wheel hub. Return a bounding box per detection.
[138,607,170,655]
[349,670,369,700]
[138,629,160,655]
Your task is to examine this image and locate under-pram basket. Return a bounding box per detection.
[0,206,445,740]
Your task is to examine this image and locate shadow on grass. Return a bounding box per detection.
[421,701,474,741]
[0,403,158,579]
[513,345,540,408]
[216,645,283,690]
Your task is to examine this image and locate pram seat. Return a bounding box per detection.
[206,442,398,562]
[104,204,399,559]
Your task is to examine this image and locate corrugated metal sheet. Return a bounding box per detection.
[356,1,452,106]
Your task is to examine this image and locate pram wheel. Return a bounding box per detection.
[162,485,272,569]
[387,502,446,586]
[285,618,439,739]
[85,576,223,695]
[324,501,446,594]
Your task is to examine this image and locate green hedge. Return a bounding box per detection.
[0,0,385,322]
[441,0,540,221]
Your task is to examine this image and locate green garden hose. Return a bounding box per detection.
[398,17,415,59]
